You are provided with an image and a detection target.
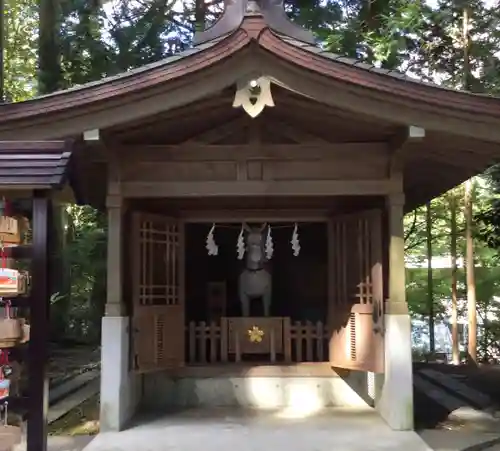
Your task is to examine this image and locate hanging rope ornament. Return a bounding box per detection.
[205,224,219,256]
[291,223,301,256]
[236,225,246,260]
[265,225,274,260]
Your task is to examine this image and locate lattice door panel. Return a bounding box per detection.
[328,210,384,373]
[132,213,185,372]
[136,215,181,307]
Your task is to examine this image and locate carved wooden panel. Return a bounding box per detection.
[328,210,384,373]
[132,213,185,372]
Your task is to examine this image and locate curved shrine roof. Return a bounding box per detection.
[0,9,500,209]
[0,16,499,137]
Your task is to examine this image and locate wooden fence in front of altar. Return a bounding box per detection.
[186,318,330,364]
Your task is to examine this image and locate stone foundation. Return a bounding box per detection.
[141,365,373,411]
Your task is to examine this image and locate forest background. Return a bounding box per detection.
[5,0,500,363]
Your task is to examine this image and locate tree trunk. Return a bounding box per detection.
[39,0,69,342]
[426,202,435,354]
[39,0,62,94]
[450,194,460,365]
[465,178,477,364]
[195,0,205,32]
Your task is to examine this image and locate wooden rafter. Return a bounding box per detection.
[263,117,329,144]
[181,115,248,144]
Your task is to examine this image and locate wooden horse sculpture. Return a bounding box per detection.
[238,224,272,317]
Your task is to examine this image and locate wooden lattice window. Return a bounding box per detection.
[139,218,180,306]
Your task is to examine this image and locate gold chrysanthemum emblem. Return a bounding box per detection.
[248,326,264,343]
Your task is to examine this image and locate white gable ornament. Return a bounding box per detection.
[232,77,275,118]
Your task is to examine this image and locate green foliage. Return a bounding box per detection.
[62,205,107,343]
[4,0,38,101]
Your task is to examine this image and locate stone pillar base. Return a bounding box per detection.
[376,313,414,430]
[100,316,139,432]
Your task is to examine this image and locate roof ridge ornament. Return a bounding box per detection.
[193,0,316,45]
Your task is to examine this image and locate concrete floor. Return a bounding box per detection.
[81,407,432,451]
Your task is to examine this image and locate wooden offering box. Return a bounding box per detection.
[227,317,285,355]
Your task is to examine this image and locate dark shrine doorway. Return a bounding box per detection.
[184,222,328,324]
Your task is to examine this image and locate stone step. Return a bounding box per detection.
[414,373,463,412]
[48,378,100,424]
[419,369,493,410]
[49,369,99,406]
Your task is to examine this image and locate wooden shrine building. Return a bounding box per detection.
[2,0,500,445]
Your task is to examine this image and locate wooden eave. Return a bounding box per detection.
[0,141,72,191]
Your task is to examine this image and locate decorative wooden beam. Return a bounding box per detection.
[121,179,396,198]
[180,209,330,223]
[114,142,388,163]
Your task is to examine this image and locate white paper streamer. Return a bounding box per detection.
[205,224,218,256]
[265,225,274,260]
[291,223,300,256]
[237,225,246,260]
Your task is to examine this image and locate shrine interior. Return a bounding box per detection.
[184,222,328,324]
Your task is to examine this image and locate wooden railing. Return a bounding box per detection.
[186,319,329,364]
[290,321,329,362]
[187,321,221,364]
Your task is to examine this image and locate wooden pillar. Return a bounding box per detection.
[104,194,126,317]
[100,194,137,431]
[27,190,51,451]
[376,192,413,430]
[386,193,408,315]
